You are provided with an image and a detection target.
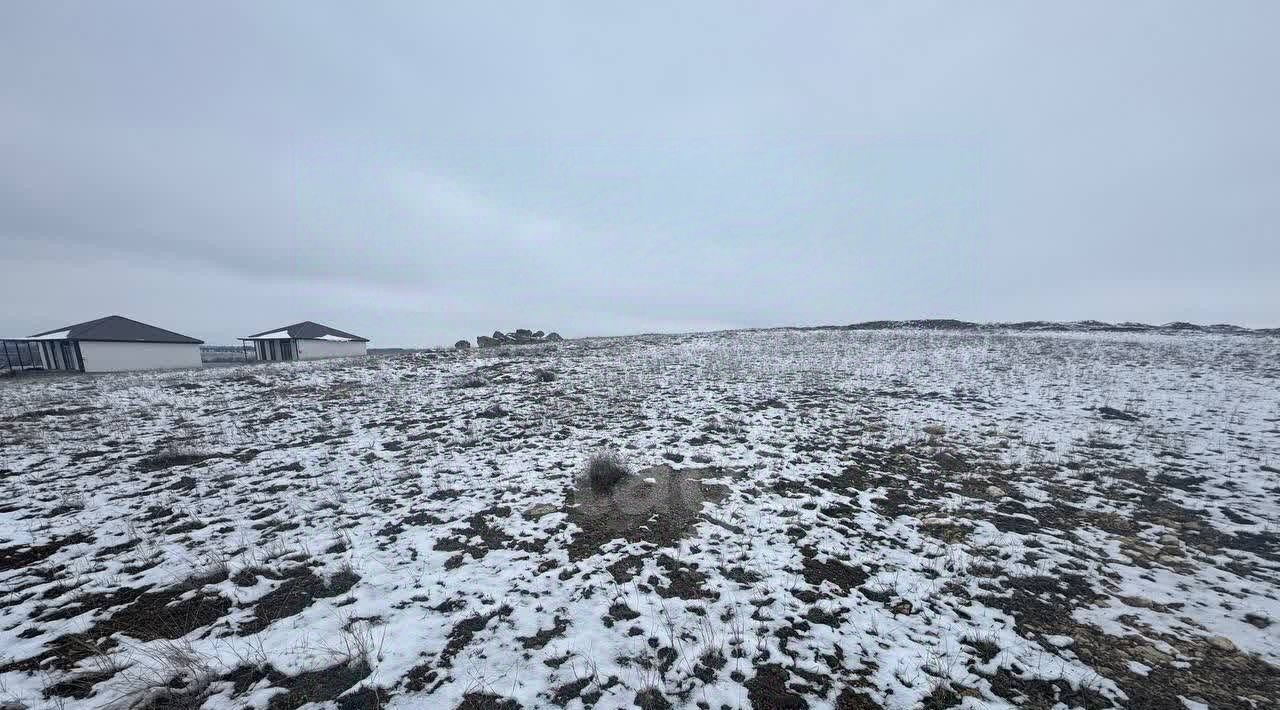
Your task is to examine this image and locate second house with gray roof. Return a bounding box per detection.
[239,321,369,362]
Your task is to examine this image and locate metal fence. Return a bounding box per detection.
[2,341,44,371]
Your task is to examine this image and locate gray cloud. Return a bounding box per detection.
[3,2,1277,345]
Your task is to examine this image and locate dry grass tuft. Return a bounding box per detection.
[584,451,631,492]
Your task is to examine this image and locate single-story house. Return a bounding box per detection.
[239,321,369,361]
[1,315,203,373]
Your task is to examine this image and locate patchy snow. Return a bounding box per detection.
[314,334,352,341]
[1045,635,1075,648]
[1126,660,1153,676]
[1,329,1278,709]
[243,330,291,340]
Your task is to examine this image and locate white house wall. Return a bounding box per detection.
[77,341,202,373]
[296,339,367,360]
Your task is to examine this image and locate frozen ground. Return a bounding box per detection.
[1,329,1278,709]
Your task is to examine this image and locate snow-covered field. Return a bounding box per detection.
[2,329,1278,709]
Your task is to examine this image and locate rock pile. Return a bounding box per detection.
[473,329,563,348]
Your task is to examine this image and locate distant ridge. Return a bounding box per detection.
[843,319,1279,336]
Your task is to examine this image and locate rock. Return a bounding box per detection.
[1158,534,1180,546]
[1098,406,1140,422]
[985,486,1006,498]
[1244,613,1271,629]
[475,328,561,346]
[1208,635,1236,652]
[1122,595,1157,609]
[1129,542,1159,559]
[454,339,471,349]
[923,423,947,437]
[471,328,563,348]
[525,503,557,519]
[1134,645,1170,665]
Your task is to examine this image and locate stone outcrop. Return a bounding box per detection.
[475,329,564,347]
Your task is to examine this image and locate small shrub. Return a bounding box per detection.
[532,368,557,383]
[585,451,631,492]
[455,372,489,389]
[108,638,216,710]
[56,490,88,512]
[477,404,508,419]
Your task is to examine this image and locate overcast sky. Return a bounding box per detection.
[3,2,1277,346]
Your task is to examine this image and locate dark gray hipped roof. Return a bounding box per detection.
[28,315,204,344]
[244,321,369,342]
